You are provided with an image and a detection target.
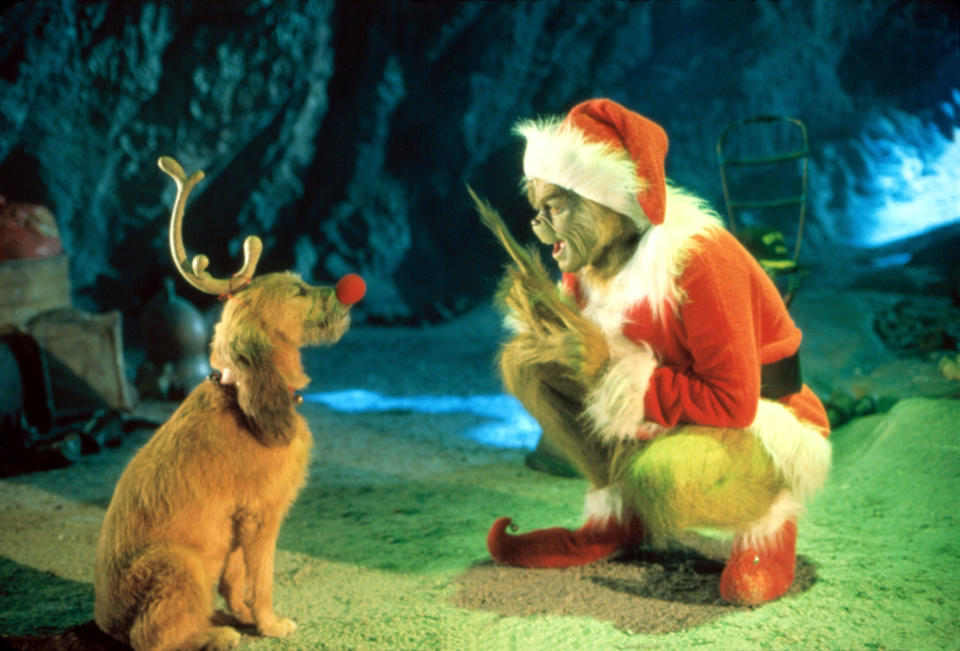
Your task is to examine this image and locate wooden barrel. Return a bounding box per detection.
[0,254,71,329]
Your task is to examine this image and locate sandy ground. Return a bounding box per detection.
[1,288,958,650]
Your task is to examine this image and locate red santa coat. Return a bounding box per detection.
[563,227,829,435]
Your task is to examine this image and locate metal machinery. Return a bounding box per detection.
[717,115,810,307]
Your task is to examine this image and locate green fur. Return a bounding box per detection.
[620,426,785,544]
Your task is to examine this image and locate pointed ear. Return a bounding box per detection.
[216,322,293,443]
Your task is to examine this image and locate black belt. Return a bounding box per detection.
[760,351,803,400]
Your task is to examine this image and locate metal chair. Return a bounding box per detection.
[716,115,809,307]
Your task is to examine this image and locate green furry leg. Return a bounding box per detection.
[622,426,785,545]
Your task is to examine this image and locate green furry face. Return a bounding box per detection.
[526,180,598,273]
[525,179,640,277]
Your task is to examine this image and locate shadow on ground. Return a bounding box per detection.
[0,557,121,650]
[453,546,818,634]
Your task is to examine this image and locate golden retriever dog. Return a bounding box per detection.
[94,157,365,651]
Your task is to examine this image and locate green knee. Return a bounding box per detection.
[623,429,783,543]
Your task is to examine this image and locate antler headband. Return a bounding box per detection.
[158,156,262,295]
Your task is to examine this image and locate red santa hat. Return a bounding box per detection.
[514,98,668,226]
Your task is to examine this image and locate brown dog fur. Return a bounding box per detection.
[94,271,352,651]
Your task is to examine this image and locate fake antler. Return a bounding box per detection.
[158,156,262,295]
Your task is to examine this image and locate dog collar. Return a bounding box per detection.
[208,369,303,407]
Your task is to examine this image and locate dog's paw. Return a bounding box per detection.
[257,616,297,638]
[194,625,241,650]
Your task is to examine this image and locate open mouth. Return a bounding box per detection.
[552,241,566,258]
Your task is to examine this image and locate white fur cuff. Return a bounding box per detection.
[583,485,628,523]
[584,344,658,443]
[736,489,803,550]
[750,399,832,501]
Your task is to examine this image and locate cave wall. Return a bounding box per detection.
[1,0,957,326]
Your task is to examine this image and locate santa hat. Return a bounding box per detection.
[514,98,668,227]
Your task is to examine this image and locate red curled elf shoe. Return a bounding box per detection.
[487,516,645,568]
[719,519,797,606]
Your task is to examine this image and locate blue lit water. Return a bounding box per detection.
[847,98,960,247]
[304,389,541,450]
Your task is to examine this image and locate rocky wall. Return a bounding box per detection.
[1,0,957,326]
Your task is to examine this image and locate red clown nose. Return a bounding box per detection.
[335,273,366,306]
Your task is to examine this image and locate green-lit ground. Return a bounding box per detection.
[1,290,958,650]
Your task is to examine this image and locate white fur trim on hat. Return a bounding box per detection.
[584,335,658,443]
[514,118,650,228]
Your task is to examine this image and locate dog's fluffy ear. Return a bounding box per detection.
[212,319,294,444]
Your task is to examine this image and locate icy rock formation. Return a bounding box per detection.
[0,0,334,314]
[810,104,960,249]
[308,55,412,322]
[297,1,664,322]
[0,0,956,324]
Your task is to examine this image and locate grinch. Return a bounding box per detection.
[473,99,831,606]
